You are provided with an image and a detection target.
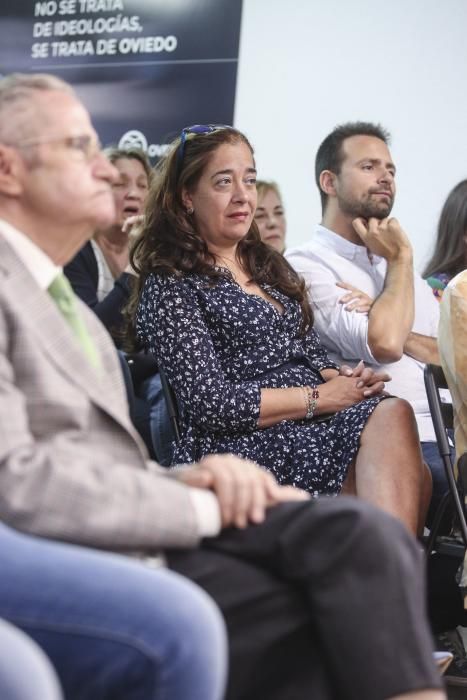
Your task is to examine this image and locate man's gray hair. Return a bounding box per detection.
[0,73,74,145]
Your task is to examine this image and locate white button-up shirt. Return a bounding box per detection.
[0,218,60,290]
[286,225,440,442]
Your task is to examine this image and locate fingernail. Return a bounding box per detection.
[252,508,265,523]
[363,390,371,396]
[357,381,364,388]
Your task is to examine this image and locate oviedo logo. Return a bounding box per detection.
[118,130,170,158]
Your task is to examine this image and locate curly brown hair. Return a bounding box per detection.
[126,126,313,336]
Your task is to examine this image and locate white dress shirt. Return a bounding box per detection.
[0,218,60,290]
[286,225,440,442]
[0,219,221,537]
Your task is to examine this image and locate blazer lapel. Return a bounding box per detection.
[0,239,134,431]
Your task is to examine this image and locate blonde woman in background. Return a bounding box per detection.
[254,180,286,254]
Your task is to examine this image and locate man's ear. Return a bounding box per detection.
[0,145,24,196]
[319,170,337,198]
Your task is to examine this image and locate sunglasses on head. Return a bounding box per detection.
[177,123,234,171]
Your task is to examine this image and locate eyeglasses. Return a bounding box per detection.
[14,134,102,162]
[177,124,233,171]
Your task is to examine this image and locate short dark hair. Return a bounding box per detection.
[315,121,391,212]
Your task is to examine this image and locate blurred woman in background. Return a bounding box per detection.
[424,179,467,300]
[254,180,286,254]
[65,146,151,340]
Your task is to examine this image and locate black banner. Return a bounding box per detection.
[0,0,243,157]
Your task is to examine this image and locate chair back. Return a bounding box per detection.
[424,363,467,548]
[424,364,454,454]
[159,369,181,443]
[117,350,136,421]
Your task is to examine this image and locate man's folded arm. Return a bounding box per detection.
[289,252,415,364]
[287,255,377,364]
[403,332,440,365]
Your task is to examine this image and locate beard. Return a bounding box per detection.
[338,190,394,220]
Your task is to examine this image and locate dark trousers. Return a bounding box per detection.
[168,497,441,700]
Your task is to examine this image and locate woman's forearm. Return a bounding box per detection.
[258,383,334,428]
[258,387,309,428]
[257,369,381,429]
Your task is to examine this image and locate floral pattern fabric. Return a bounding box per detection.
[426,272,451,301]
[136,272,384,496]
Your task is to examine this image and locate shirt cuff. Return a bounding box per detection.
[188,487,222,537]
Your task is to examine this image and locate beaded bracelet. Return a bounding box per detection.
[303,385,319,420]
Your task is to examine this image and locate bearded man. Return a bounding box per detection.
[286,122,445,521]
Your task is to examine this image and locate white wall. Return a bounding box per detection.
[235,0,467,271]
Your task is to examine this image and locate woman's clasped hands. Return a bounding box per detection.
[318,361,391,414]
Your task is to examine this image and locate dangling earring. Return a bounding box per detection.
[186,206,194,215]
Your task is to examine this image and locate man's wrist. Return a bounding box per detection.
[388,248,413,265]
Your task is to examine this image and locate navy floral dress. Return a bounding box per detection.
[136,271,384,496]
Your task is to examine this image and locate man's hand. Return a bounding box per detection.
[176,454,309,529]
[337,282,374,313]
[352,217,412,262]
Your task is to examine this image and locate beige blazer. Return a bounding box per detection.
[0,237,199,552]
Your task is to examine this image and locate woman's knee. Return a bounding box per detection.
[369,397,418,434]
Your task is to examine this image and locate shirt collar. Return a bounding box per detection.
[0,218,60,290]
[315,224,383,265]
